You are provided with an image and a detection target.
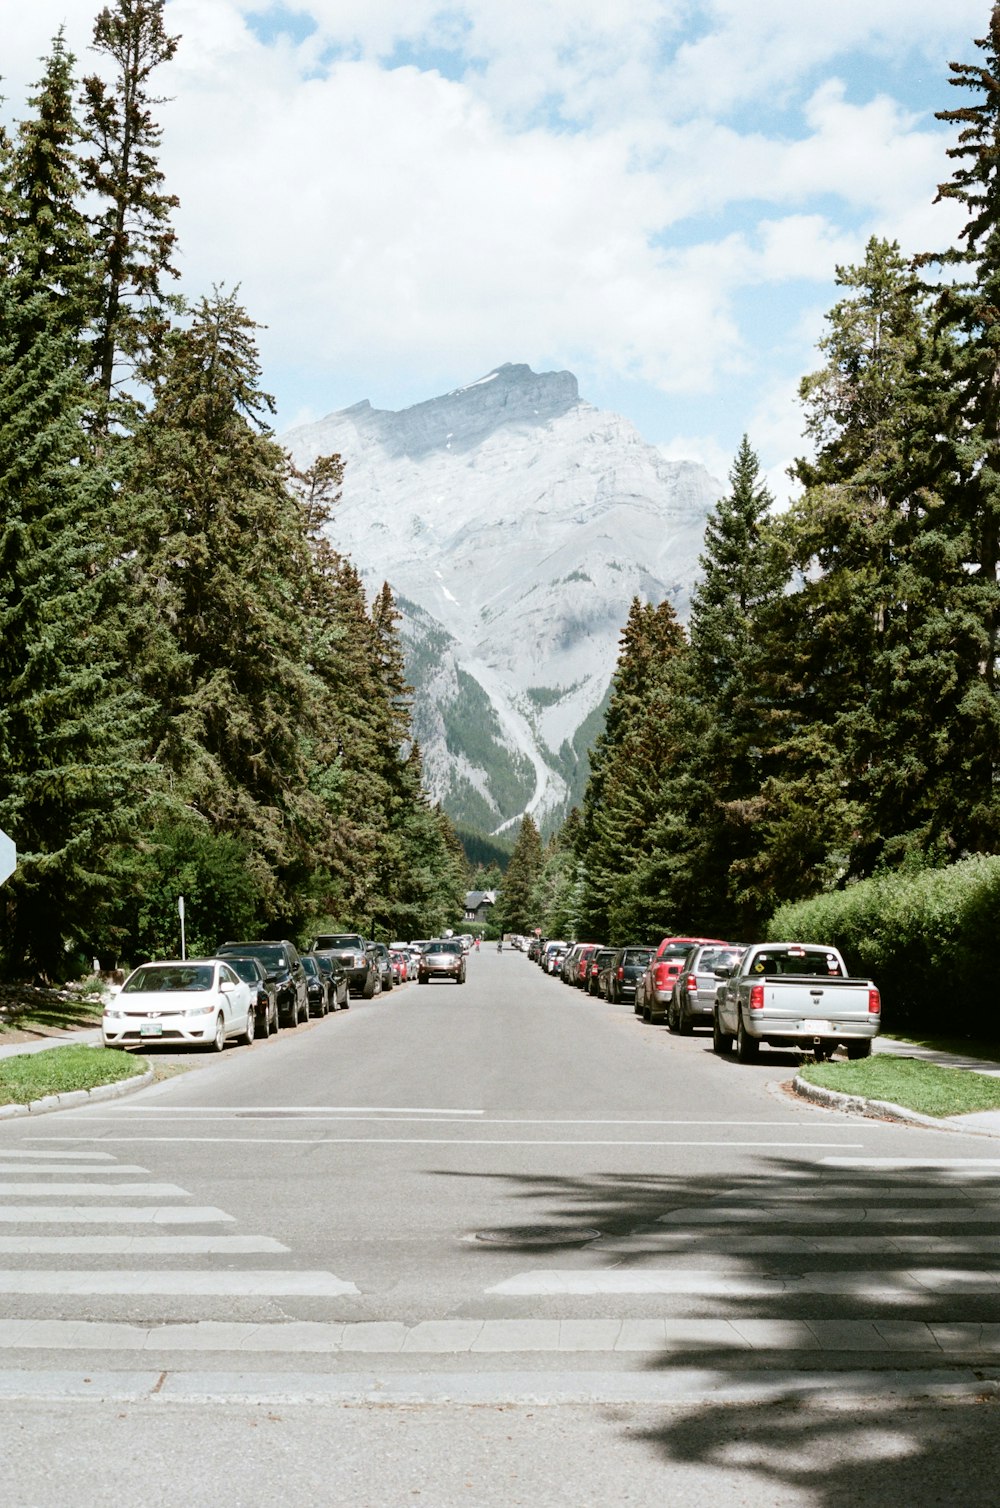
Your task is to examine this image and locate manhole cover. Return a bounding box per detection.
[471,1226,603,1246]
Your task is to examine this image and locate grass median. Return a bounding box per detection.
[800,1054,1000,1118]
[0,1045,150,1107]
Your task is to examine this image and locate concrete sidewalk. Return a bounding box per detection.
[0,1029,103,1061]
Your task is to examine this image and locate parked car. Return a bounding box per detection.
[312,933,380,998]
[103,959,255,1052]
[713,941,881,1063]
[389,950,408,984]
[314,951,350,1009]
[606,946,653,1004]
[636,936,729,1023]
[220,953,279,1037]
[667,944,743,1034]
[216,940,309,1027]
[417,939,466,985]
[372,942,395,992]
[544,944,569,975]
[301,953,335,1016]
[587,948,618,997]
[570,943,602,988]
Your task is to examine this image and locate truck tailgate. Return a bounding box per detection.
[761,976,872,1025]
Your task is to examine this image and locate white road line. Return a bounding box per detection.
[21,1137,867,1148]
[0,1207,235,1224]
[0,1316,991,1356]
[485,1269,1000,1297]
[0,1150,117,1160]
[0,1270,358,1296]
[0,1236,289,1254]
[0,1182,187,1197]
[0,1164,151,1175]
[94,1106,486,1116]
[824,1158,1000,1169]
[658,1205,1000,1224]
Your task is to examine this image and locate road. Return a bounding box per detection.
[4,949,1000,1505]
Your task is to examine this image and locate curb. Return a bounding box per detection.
[0,1064,154,1120]
[790,1074,998,1137]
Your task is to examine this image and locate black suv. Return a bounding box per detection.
[217,940,309,1027]
[312,934,379,998]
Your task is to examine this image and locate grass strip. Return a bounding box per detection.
[801,1055,1000,1118]
[0,1045,149,1107]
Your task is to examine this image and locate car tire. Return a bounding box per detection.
[736,1015,759,1063]
[210,1013,226,1052]
[362,974,375,999]
[666,999,677,1032]
[846,1040,872,1060]
[241,1006,255,1046]
[712,1012,732,1054]
[678,1004,694,1036]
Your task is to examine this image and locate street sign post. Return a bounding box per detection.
[0,829,16,888]
[178,895,186,960]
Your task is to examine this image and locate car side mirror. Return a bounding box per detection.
[713,964,734,979]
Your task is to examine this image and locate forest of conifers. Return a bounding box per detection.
[8,3,1000,987]
[497,10,1000,967]
[0,2,467,978]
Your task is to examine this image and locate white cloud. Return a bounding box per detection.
[0,0,988,483]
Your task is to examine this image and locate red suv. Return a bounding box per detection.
[636,936,728,1024]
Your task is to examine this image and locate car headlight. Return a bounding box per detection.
[185,1005,217,1017]
[104,1009,123,1020]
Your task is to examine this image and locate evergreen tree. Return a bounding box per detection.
[79,0,180,406]
[122,291,320,925]
[910,5,1000,853]
[575,596,688,939]
[778,239,961,882]
[496,813,543,935]
[0,38,156,976]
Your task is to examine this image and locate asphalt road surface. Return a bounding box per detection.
[4,948,1000,1506]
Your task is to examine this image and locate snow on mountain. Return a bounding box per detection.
[283,363,722,833]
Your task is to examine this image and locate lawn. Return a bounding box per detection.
[0,1045,149,1107]
[801,1054,1000,1118]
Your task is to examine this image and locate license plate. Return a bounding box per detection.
[139,1021,164,1037]
[803,1019,828,1033]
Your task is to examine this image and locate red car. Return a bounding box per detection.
[636,936,728,1024]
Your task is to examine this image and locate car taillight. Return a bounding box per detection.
[686,974,697,991]
[616,966,624,980]
[654,964,669,986]
[749,984,764,1010]
[868,987,881,1015]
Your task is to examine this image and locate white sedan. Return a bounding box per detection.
[102,959,256,1052]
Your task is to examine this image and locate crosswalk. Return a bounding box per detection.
[2,1147,1000,1397]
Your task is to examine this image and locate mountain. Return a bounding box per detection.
[283,364,722,833]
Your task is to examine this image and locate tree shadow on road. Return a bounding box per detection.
[433,1155,1000,1505]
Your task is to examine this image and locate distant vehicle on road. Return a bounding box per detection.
[418,940,467,985]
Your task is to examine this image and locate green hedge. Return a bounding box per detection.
[767,854,1000,1034]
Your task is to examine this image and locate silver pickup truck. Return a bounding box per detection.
[712,942,881,1063]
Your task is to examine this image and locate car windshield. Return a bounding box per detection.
[223,944,286,970]
[426,942,461,954]
[224,958,260,984]
[301,957,319,976]
[624,949,652,964]
[123,964,214,993]
[315,935,363,949]
[751,950,843,977]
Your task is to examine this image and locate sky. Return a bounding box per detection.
[1,0,990,494]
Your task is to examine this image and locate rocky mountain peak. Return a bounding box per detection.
[337,363,580,462]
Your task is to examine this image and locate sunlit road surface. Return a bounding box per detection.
[4,949,1000,1505]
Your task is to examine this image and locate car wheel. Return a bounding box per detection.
[284,998,297,1028]
[241,1005,255,1046]
[362,974,375,999]
[712,1012,732,1054]
[210,1013,226,1052]
[678,1003,694,1036]
[666,998,677,1032]
[736,1015,759,1063]
[847,1039,872,1060]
